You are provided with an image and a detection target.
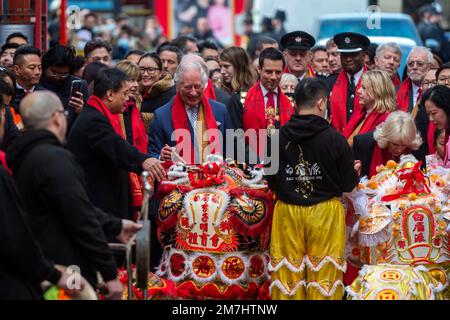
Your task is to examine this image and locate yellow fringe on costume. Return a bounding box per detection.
[269,198,346,300]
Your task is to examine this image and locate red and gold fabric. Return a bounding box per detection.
[154,155,274,299]
[171,93,220,164]
[347,265,444,300]
[242,81,294,156]
[345,157,450,299]
[344,110,389,145]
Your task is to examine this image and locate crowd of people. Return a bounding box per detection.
[1,5,450,300]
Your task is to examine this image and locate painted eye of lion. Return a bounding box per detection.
[160,191,183,220]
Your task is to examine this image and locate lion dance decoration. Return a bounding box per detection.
[345,155,450,300]
[151,155,274,300]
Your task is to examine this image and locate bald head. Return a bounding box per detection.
[20,91,64,130]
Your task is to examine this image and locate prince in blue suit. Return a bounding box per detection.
[147,61,234,163]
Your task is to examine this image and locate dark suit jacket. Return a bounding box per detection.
[147,98,234,160]
[214,87,231,108]
[353,131,426,178]
[67,106,149,221]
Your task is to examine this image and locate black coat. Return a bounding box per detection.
[0,107,19,151]
[11,83,45,115]
[214,87,231,108]
[353,131,426,178]
[141,85,176,113]
[6,130,119,286]
[0,165,61,299]
[67,105,149,220]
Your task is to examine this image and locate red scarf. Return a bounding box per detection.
[343,109,389,139]
[283,65,316,78]
[171,93,220,164]
[123,100,148,154]
[242,81,294,132]
[392,74,401,87]
[396,77,412,112]
[203,79,217,101]
[330,67,366,134]
[242,81,294,156]
[87,95,143,208]
[428,123,436,154]
[0,151,11,175]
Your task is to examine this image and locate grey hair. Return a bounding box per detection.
[375,42,402,59]
[180,54,209,78]
[407,46,433,64]
[173,60,209,87]
[20,90,64,130]
[374,111,422,150]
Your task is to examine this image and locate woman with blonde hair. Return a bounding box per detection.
[115,60,148,155]
[344,70,397,145]
[219,46,257,94]
[353,111,425,177]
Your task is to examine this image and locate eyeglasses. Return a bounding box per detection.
[55,109,69,118]
[46,69,71,79]
[407,61,429,68]
[437,77,450,85]
[423,80,437,86]
[139,67,160,74]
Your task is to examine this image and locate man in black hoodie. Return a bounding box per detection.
[266,78,359,300]
[6,91,141,299]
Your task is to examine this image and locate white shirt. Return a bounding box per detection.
[16,82,35,93]
[412,82,421,106]
[346,68,364,103]
[298,73,306,82]
[260,83,278,109]
[346,68,364,88]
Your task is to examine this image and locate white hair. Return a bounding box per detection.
[374,111,422,150]
[375,42,402,59]
[407,46,433,64]
[20,91,64,130]
[280,73,298,84]
[173,60,208,87]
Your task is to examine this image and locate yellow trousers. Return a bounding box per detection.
[269,198,346,300]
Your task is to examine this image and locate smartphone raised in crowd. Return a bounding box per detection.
[70,79,82,98]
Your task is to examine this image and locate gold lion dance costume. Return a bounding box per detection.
[345,155,449,300]
[266,112,359,300]
[153,155,274,299]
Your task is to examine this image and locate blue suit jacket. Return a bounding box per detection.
[147,98,234,160]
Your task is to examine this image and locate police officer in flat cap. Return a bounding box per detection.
[328,32,371,134]
[280,31,316,81]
